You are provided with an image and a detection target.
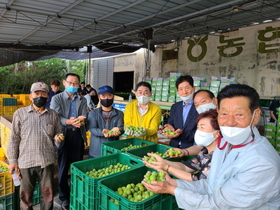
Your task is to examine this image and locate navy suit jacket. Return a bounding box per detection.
[168,101,198,149]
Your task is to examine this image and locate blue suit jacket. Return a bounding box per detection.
[168,101,198,149]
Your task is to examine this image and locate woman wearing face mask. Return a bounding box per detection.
[87,85,124,158]
[143,109,220,181]
[124,81,161,143]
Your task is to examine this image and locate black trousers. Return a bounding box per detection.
[57,129,84,202]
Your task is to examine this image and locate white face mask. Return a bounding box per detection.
[180,92,194,103]
[220,110,256,145]
[137,95,150,105]
[196,102,216,114]
[195,130,216,147]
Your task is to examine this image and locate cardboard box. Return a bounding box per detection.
[168,96,176,102]
[161,96,168,102]
[210,80,221,87]
[193,80,200,87]
[162,80,170,86]
[162,86,169,91]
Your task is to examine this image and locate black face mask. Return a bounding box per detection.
[100,98,114,107]
[33,97,48,108]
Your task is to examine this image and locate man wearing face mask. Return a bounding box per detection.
[124,81,161,143]
[8,82,64,210]
[87,85,124,158]
[164,75,198,149]
[50,73,87,210]
[166,90,218,158]
[193,90,217,114]
[142,84,280,209]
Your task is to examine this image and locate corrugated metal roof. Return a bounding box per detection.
[0,0,279,63]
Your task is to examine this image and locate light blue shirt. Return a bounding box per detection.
[179,101,193,146]
[182,101,193,126]
[174,127,280,209]
[68,94,78,128]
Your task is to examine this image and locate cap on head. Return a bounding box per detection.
[98,85,114,95]
[30,82,49,93]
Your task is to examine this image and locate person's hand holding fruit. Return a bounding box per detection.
[142,170,176,195]
[142,153,167,172]
[54,133,65,143]
[163,124,182,138]
[103,127,121,138]
[166,148,184,158]
[73,116,86,128]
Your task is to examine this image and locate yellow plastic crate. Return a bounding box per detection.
[22,100,32,106]
[0,116,12,159]
[0,94,11,98]
[3,106,17,116]
[0,148,5,161]
[19,94,30,101]
[16,100,23,105]
[0,98,3,116]
[86,131,91,146]
[12,94,21,100]
[0,161,14,196]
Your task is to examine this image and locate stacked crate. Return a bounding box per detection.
[151,79,157,101]
[2,98,17,116]
[154,78,163,102]
[161,80,169,102]
[0,161,15,210]
[169,72,183,103]
[70,138,188,210]
[264,123,276,147]
[276,107,280,154]
[13,94,32,109]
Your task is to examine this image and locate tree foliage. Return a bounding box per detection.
[0,58,87,94]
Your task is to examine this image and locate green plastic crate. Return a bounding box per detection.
[126,144,173,160]
[70,153,144,210]
[14,182,41,210]
[0,193,14,210]
[32,182,40,205]
[3,98,17,106]
[99,166,179,210]
[101,138,155,156]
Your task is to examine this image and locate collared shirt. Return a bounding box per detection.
[8,105,61,169]
[178,100,193,146]
[137,102,149,116]
[174,127,280,209]
[182,100,193,126]
[68,94,78,128]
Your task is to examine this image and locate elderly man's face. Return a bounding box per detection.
[177,81,194,97]
[194,91,217,109]
[217,96,260,128]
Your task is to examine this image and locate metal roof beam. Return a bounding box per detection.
[14,0,84,44]
[46,0,146,44]
[70,0,203,45]
[0,0,15,20]
[74,0,246,46]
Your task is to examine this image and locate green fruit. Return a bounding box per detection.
[149,175,156,181]
[159,171,165,177]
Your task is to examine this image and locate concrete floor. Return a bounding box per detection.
[32,196,61,210]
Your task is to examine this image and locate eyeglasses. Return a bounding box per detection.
[65,80,79,86]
